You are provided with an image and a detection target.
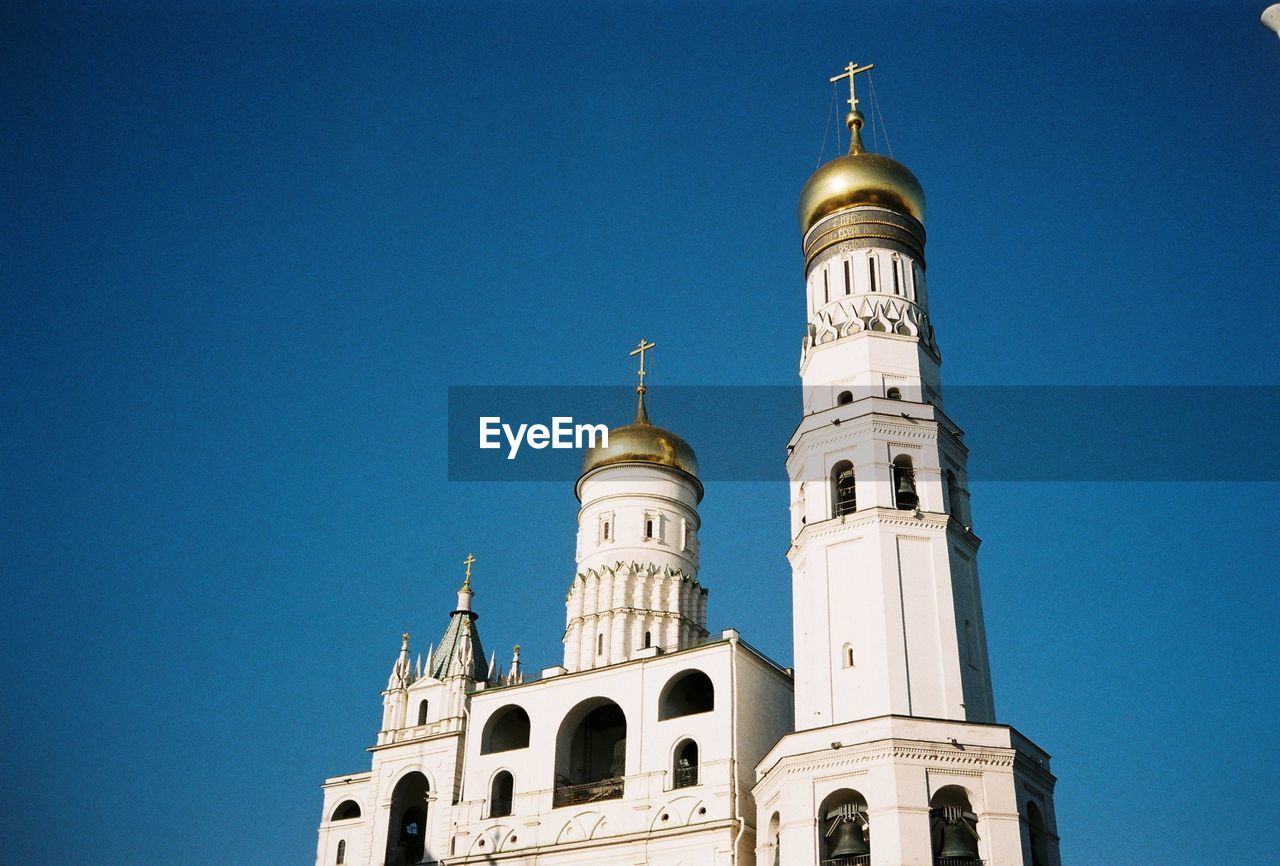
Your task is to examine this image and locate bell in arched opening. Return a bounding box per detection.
[824,802,870,859]
[832,460,856,517]
[930,804,980,861]
[892,456,918,510]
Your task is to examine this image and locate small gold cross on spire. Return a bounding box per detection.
[462,553,476,590]
[830,61,874,112]
[630,338,655,395]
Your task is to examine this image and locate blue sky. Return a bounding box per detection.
[3,2,1278,863]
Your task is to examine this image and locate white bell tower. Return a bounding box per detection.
[787,88,994,734]
[753,63,1062,866]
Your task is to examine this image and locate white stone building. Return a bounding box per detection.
[314,69,1062,866]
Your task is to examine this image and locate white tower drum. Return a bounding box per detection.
[564,364,707,672]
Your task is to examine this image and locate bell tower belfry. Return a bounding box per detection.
[752,63,1062,866]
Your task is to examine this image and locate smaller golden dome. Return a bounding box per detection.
[579,393,699,487]
[798,111,925,236]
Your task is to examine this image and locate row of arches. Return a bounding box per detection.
[835,386,902,407]
[480,669,714,755]
[767,785,1050,866]
[821,458,969,522]
[829,455,922,516]
[476,671,714,815]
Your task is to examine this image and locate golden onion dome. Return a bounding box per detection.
[579,392,699,487]
[798,111,925,236]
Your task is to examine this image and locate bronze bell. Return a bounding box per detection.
[828,817,870,858]
[895,471,916,496]
[935,807,979,859]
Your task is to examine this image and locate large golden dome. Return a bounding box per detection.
[579,393,699,488]
[798,112,925,236]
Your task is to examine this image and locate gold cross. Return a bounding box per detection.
[830,61,875,112]
[630,338,655,394]
[462,553,476,589]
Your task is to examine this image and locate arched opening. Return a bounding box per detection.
[892,455,918,510]
[867,256,879,292]
[672,738,699,788]
[1026,801,1049,866]
[597,633,605,655]
[818,788,870,865]
[645,518,655,538]
[336,839,346,864]
[842,643,855,668]
[331,800,361,821]
[831,460,856,517]
[930,786,980,865]
[489,770,514,818]
[385,771,430,866]
[886,386,902,400]
[658,670,715,720]
[416,700,428,726]
[553,698,627,807]
[767,812,782,866]
[481,704,531,754]
[643,631,652,649]
[836,390,853,406]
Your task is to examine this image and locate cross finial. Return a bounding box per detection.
[462,553,476,590]
[630,338,655,394]
[629,338,655,423]
[830,61,874,113]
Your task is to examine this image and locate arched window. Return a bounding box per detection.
[843,259,852,295]
[836,390,853,406]
[832,460,856,517]
[386,772,429,865]
[553,698,627,806]
[645,518,654,538]
[823,267,830,304]
[868,256,878,292]
[892,253,904,295]
[930,786,981,864]
[482,705,531,753]
[818,788,870,862]
[331,800,361,821]
[644,631,652,649]
[892,455,918,510]
[672,739,699,788]
[886,386,902,400]
[842,643,855,668]
[490,770,514,818]
[1026,801,1049,866]
[659,669,715,719]
[417,700,428,726]
[767,812,781,866]
[336,839,346,864]
[598,633,605,655]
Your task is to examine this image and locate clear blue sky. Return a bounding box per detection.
[3,2,1277,863]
